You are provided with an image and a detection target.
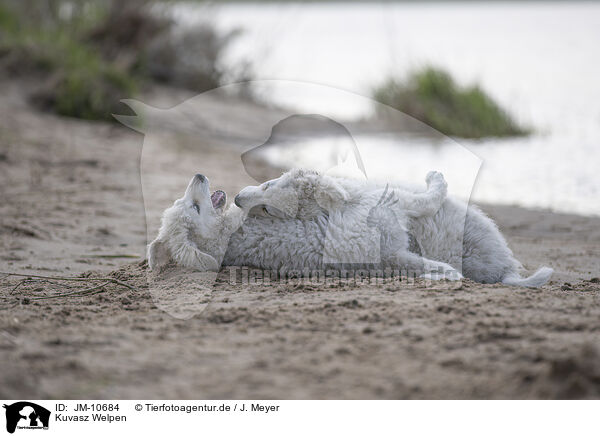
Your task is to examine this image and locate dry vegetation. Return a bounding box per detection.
[373,67,529,138]
[0,0,250,120]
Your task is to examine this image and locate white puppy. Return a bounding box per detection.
[226,169,462,280]
[226,169,553,286]
[147,174,244,271]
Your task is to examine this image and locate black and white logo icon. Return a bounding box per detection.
[3,402,50,434]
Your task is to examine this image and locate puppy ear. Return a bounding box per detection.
[315,176,349,210]
[147,239,170,270]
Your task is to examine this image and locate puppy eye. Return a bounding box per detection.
[192,203,200,214]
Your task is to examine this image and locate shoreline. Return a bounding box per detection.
[1,79,598,281]
[1,80,599,399]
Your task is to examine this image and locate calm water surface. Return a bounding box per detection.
[177,2,600,216]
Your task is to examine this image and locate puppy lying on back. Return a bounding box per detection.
[147,174,244,271]
[225,169,459,279]
[229,169,553,286]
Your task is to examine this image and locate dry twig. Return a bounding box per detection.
[0,271,136,301]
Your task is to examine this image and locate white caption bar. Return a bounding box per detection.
[1,400,598,436]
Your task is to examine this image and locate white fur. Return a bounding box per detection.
[411,200,553,286]
[226,169,462,280]
[225,169,553,287]
[147,174,244,271]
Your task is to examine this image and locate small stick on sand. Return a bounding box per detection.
[27,281,112,300]
[0,272,136,290]
[0,272,137,301]
[82,254,140,259]
[9,278,75,294]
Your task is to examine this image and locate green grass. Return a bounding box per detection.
[1,31,137,121]
[0,3,17,34]
[0,0,244,121]
[0,2,137,121]
[52,61,137,121]
[373,67,529,138]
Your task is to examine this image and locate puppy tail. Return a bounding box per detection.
[502,266,553,288]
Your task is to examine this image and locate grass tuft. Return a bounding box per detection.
[0,0,249,121]
[373,67,529,138]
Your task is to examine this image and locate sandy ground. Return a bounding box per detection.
[1,80,599,399]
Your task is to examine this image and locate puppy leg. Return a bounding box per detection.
[419,257,463,281]
[224,204,247,234]
[386,250,462,281]
[147,239,170,270]
[171,241,220,271]
[401,171,448,218]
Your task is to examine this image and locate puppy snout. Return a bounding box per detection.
[194,174,207,183]
[234,185,259,209]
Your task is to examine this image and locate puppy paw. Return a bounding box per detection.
[426,171,447,188]
[419,269,463,281]
[444,270,463,281]
[195,251,219,272]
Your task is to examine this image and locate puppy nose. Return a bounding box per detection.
[234,194,242,208]
[195,174,206,183]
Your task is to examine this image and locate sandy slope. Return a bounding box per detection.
[1,80,599,399]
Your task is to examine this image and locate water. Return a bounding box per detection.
[177,1,600,216]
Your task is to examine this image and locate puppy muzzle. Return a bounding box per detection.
[234,185,260,209]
